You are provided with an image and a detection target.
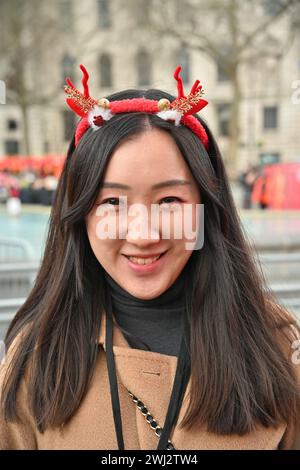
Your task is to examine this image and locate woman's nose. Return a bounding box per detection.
[125,205,161,245]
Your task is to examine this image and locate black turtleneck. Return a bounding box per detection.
[104,269,187,357]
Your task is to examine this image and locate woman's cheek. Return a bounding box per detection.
[92,209,124,245]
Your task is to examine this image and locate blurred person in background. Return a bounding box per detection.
[238,164,259,209]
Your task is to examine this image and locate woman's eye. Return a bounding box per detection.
[98,197,120,206]
[97,196,182,206]
[159,197,181,205]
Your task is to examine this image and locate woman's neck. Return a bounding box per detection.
[103,270,186,355]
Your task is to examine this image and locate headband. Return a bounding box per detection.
[64,64,209,149]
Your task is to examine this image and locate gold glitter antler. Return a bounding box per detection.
[171,66,208,116]
[64,64,97,117]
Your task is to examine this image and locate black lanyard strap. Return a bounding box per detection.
[105,286,191,450]
[105,287,125,450]
[156,314,191,450]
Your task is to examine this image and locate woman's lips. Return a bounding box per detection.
[122,250,168,274]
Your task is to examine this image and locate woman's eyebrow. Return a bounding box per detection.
[100,179,192,190]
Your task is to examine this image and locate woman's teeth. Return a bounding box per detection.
[127,255,161,265]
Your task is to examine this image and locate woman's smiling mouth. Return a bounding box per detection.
[122,250,168,272]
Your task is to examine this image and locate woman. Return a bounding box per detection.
[0,65,299,450]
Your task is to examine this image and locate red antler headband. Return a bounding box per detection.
[64,64,209,149]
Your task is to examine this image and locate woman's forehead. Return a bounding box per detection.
[110,128,182,159]
[103,130,191,178]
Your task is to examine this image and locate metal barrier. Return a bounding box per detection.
[258,252,300,310]
[0,262,39,299]
[0,252,299,340]
[0,307,19,342]
[0,292,299,342]
[0,238,35,263]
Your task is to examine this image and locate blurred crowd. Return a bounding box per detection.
[238,162,300,210]
[0,169,58,206]
[1,157,300,210]
[0,156,64,206]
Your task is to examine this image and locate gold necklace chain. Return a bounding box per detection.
[127,389,175,450]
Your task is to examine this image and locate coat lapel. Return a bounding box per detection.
[97,310,286,450]
[98,310,180,448]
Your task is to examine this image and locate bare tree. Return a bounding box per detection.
[147,0,299,174]
[0,0,62,154]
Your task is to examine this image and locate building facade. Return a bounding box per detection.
[0,0,300,176]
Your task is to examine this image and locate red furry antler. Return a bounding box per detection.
[172,65,208,116]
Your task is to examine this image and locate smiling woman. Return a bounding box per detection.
[0,67,300,450]
[85,128,201,300]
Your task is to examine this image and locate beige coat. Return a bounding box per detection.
[0,311,300,450]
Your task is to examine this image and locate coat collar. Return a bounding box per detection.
[98,310,131,349]
[97,309,182,448]
[97,310,179,371]
[97,310,181,371]
[96,310,287,449]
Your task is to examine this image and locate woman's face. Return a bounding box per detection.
[86,128,201,299]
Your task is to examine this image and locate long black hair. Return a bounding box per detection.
[2,87,300,434]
